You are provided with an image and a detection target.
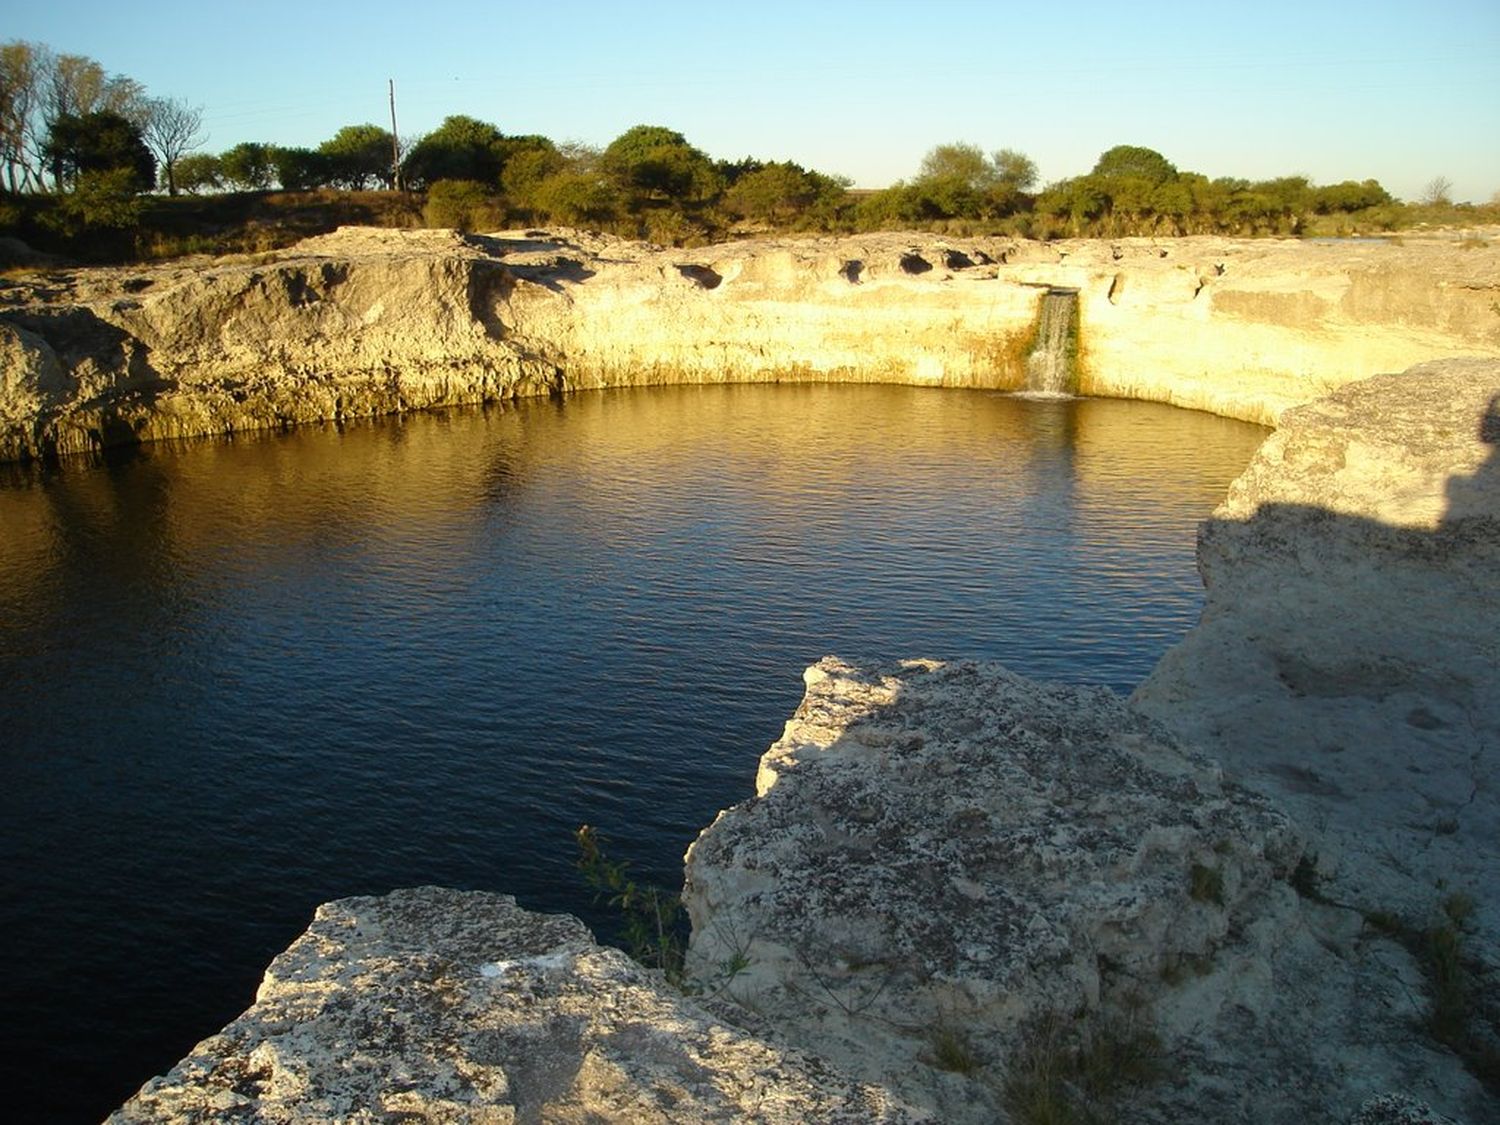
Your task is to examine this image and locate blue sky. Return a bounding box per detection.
[9,0,1499,202]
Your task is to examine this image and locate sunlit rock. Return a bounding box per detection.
[682,656,1302,1121]
[109,887,919,1124]
[2,227,1495,460]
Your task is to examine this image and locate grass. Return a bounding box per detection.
[1361,892,1498,1094]
[1001,1007,1163,1125]
[1189,862,1225,906]
[926,1026,982,1076]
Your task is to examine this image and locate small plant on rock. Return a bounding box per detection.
[575,824,686,984]
[1189,862,1225,906]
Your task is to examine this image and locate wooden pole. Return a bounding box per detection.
[388,79,402,191]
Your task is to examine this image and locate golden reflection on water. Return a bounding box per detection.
[0,387,1267,646]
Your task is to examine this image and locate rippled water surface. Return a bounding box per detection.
[0,385,1267,1121]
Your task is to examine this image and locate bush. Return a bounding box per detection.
[422,179,504,232]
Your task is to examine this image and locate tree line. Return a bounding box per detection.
[4,37,1489,259]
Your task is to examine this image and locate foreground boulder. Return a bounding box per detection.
[682,657,1308,1121]
[109,887,918,1123]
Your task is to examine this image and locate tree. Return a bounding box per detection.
[1421,175,1453,206]
[1312,179,1391,214]
[0,41,45,191]
[39,166,143,235]
[531,170,623,226]
[219,141,274,190]
[269,145,330,191]
[139,97,204,196]
[318,123,394,189]
[500,143,565,210]
[601,124,721,204]
[422,178,504,232]
[723,161,837,225]
[401,114,506,188]
[992,148,1039,193]
[1092,145,1177,186]
[917,142,997,191]
[173,151,222,194]
[43,109,154,192]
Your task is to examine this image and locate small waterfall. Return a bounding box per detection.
[1024,288,1079,395]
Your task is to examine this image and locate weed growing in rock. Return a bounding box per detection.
[1001,1007,1163,1124]
[924,1025,981,1076]
[575,825,686,984]
[1360,891,1499,1094]
[1189,862,1225,906]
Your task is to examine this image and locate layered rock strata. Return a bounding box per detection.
[3,226,1497,461]
[109,887,919,1124]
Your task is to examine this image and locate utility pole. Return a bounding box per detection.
[388,78,402,191]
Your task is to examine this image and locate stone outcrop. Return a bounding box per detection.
[110,887,920,1124]
[681,656,1303,1121]
[3,226,1497,460]
[681,652,1492,1123]
[1133,358,1499,940]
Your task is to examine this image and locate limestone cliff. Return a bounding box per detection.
[3,227,1496,461]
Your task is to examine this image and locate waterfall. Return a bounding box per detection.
[1024,288,1078,395]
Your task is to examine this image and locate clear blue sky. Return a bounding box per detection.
[9,0,1499,202]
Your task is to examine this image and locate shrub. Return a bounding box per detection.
[422,179,504,233]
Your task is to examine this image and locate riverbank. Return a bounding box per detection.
[2,227,1496,461]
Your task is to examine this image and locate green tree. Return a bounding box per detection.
[318,123,394,189]
[500,143,565,211]
[601,124,720,204]
[43,109,154,192]
[1092,145,1177,186]
[219,141,273,190]
[723,160,836,225]
[1313,178,1391,214]
[401,114,506,188]
[39,166,143,236]
[531,170,623,226]
[173,151,222,194]
[269,145,330,191]
[918,142,996,190]
[992,148,1039,193]
[422,178,503,232]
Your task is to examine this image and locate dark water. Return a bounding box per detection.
[0,384,1267,1122]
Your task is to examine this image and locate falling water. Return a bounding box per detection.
[1024,288,1079,395]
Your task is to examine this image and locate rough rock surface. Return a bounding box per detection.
[1133,359,1500,948]
[3,226,1496,460]
[682,657,1320,1121]
[110,886,919,1124]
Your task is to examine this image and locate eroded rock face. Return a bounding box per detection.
[1133,359,1500,941]
[109,887,919,1124]
[681,656,1303,1122]
[2,226,1495,460]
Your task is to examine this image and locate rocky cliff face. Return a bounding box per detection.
[3,227,1496,460]
[1133,355,1500,1006]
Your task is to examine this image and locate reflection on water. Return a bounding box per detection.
[0,385,1267,1122]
